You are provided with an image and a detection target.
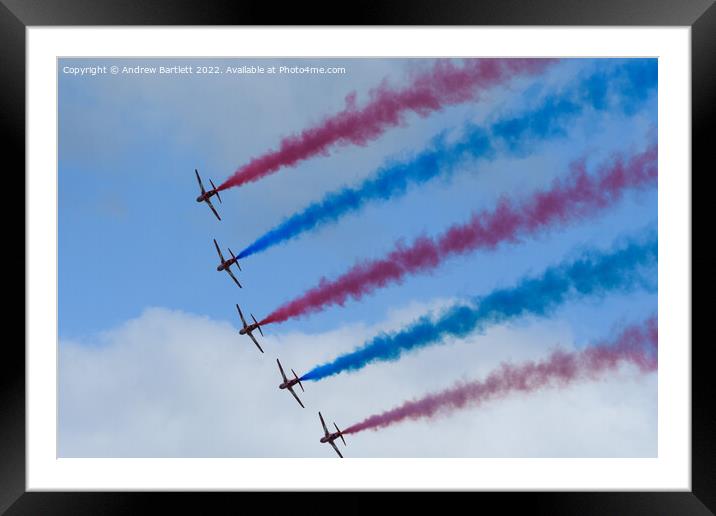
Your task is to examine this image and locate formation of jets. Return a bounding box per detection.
[197,170,349,458]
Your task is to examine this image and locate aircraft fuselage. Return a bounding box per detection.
[320,433,341,444]
[279,379,298,390]
[196,190,216,203]
[217,260,233,272]
[239,324,259,336]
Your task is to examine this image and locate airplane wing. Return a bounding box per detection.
[248,332,264,353]
[225,268,242,288]
[319,412,330,436]
[277,359,288,382]
[213,239,225,262]
[288,386,305,408]
[195,169,206,193]
[205,198,221,221]
[236,304,247,327]
[330,441,344,458]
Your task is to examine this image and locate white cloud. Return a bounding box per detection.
[59,304,656,458]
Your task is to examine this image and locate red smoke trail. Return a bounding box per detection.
[218,59,555,191]
[343,316,657,435]
[260,144,657,326]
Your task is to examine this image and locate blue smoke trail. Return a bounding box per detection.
[238,59,656,259]
[301,228,657,381]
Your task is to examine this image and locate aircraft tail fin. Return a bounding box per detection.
[229,248,241,270]
[292,369,304,391]
[334,423,346,445]
[251,314,264,336]
[210,179,222,203]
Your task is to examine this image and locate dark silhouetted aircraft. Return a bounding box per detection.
[236,304,264,353]
[319,411,346,458]
[277,359,304,408]
[195,169,222,220]
[213,239,242,288]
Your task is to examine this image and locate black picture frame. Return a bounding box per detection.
[3,1,710,513]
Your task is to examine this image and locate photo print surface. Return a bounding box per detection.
[58,58,657,458]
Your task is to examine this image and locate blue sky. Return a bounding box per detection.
[59,58,656,343]
[58,58,657,457]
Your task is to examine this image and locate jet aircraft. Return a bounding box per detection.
[236,304,264,353]
[214,238,242,288]
[319,411,346,458]
[277,359,305,408]
[195,169,222,220]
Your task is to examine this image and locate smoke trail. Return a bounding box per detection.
[301,229,656,381]
[238,59,656,259]
[218,59,556,191]
[343,316,657,434]
[260,143,657,326]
